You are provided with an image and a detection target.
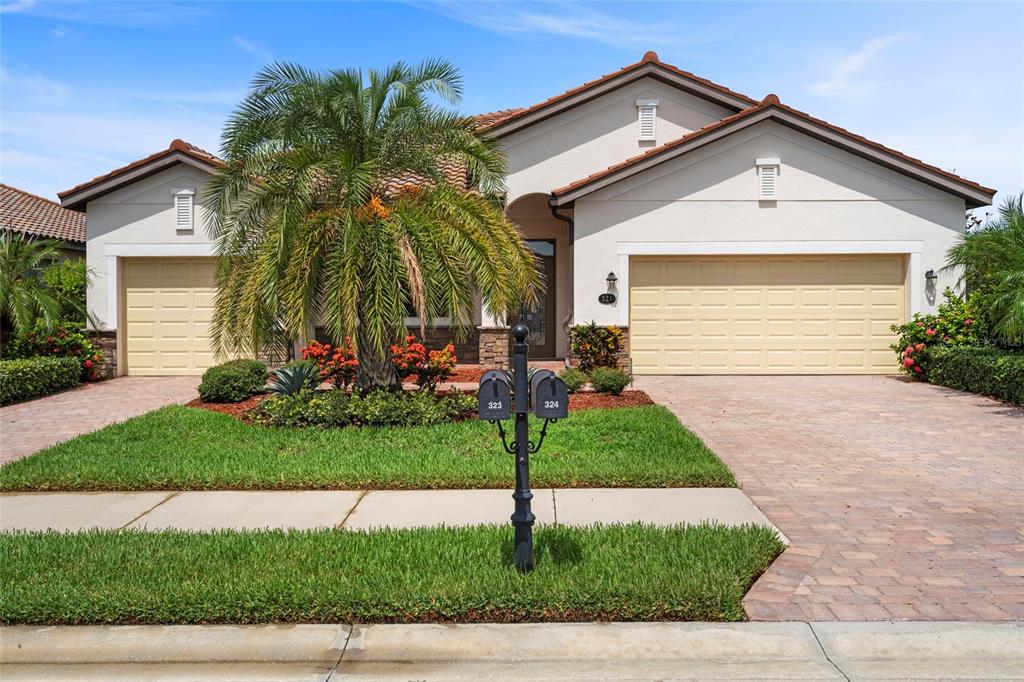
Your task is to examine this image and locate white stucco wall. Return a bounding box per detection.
[501,77,733,203]
[86,164,216,331]
[571,121,967,325]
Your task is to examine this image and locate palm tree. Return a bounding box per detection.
[945,193,1024,343]
[0,230,62,342]
[207,61,541,389]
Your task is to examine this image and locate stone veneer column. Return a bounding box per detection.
[94,331,118,380]
[477,326,510,368]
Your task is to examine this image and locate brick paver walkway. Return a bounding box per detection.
[638,375,1024,622]
[0,376,200,463]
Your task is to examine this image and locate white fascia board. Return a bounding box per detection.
[104,243,216,257]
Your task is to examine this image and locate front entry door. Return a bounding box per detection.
[523,240,557,358]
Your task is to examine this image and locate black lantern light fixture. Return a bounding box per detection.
[599,272,618,305]
[925,269,938,285]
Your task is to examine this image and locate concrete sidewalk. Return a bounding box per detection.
[0,488,783,536]
[2,621,1021,681]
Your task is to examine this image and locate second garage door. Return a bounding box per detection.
[629,254,905,374]
[123,258,217,375]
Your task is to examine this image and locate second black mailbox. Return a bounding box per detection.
[478,370,512,421]
[530,370,569,420]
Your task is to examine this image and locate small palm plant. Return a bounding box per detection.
[946,193,1024,343]
[208,60,542,390]
[0,230,61,342]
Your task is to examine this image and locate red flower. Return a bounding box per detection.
[903,357,914,367]
[84,360,93,368]
[925,328,936,336]
[914,365,923,373]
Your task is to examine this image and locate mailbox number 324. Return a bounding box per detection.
[544,400,560,409]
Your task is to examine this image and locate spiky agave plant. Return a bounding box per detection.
[206,60,541,389]
[946,193,1024,343]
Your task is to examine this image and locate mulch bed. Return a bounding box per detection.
[186,393,268,422]
[187,388,654,423]
[449,365,487,383]
[567,390,654,411]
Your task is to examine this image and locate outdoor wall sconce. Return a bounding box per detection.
[925,269,938,285]
[599,272,617,305]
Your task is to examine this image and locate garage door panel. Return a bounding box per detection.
[630,254,905,374]
[123,257,220,376]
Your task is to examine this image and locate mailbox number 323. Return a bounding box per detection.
[488,401,504,409]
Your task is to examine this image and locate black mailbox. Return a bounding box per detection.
[531,372,569,420]
[478,370,512,421]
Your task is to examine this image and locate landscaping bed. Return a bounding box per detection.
[0,523,783,624]
[0,405,735,491]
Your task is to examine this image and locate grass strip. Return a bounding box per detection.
[0,524,782,624]
[0,405,735,491]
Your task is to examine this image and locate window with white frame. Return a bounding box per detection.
[173,188,195,232]
[636,99,659,142]
[756,158,780,200]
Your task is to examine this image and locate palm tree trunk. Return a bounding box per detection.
[356,322,399,392]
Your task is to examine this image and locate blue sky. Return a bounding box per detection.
[2,1,1022,210]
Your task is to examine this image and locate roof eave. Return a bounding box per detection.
[552,106,995,209]
[59,152,220,210]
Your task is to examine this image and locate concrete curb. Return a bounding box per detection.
[3,621,1021,681]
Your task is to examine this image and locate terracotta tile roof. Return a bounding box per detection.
[0,183,86,243]
[473,108,525,127]
[480,51,758,135]
[58,139,223,207]
[552,94,996,205]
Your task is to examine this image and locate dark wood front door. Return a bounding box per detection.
[523,240,556,358]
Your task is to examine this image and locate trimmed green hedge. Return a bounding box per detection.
[0,357,81,405]
[197,359,267,403]
[927,346,1024,406]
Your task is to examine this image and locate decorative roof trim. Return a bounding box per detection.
[59,140,222,210]
[481,51,757,138]
[551,96,996,208]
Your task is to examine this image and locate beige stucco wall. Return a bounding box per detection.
[501,77,733,203]
[572,121,966,325]
[85,164,216,331]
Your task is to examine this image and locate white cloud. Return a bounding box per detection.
[1,0,37,14]
[414,1,709,50]
[233,36,273,63]
[0,61,70,104]
[0,1,211,26]
[810,34,911,97]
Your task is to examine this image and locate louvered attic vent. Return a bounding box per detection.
[173,188,195,232]
[756,158,780,200]
[636,99,659,141]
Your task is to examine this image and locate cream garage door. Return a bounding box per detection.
[629,254,906,374]
[123,258,217,375]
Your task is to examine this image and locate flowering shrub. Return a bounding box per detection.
[390,336,427,383]
[417,344,457,393]
[301,339,358,389]
[2,323,103,381]
[570,322,624,372]
[890,288,987,380]
[389,336,457,391]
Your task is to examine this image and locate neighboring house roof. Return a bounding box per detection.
[0,183,86,244]
[480,51,758,138]
[59,139,223,210]
[551,94,997,208]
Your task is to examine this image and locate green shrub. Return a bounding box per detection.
[927,346,1024,405]
[589,367,630,395]
[42,259,89,326]
[198,359,267,403]
[570,322,624,372]
[253,389,476,428]
[559,367,588,393]
[890,288,987,379]
[0,356,81,405]
[1,322,104,380]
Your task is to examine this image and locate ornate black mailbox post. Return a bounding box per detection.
[478,322,568,572]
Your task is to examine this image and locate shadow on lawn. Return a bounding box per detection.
[497,527,584,569]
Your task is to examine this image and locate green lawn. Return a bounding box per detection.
[0,405,734,491]
[0,524,782,624]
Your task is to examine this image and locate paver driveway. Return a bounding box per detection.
[0,376,200,464]
[638,375,1024,622]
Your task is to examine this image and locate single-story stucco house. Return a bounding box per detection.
[1,183,86,260]
[58,51,994,377]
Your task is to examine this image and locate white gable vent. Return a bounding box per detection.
[636,99,659,141]
[173,188,195,232]
[756,158,780,200]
